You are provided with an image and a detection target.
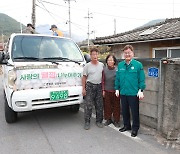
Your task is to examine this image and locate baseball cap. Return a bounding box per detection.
[27,23,35,29]
[50,24,57,30]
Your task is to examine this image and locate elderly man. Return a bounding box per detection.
[115,45,146,137]
[82,48,104,130]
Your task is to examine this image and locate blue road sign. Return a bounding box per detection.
[148,67,159,78]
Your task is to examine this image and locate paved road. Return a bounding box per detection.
[0,75,179,154]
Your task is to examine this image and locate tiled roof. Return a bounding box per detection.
[93,18,180,45]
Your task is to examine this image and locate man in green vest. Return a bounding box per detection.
[115,44,146,137]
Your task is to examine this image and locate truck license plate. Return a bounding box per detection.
[50,90,68,101]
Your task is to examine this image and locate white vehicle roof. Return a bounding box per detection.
[10,33,72,41]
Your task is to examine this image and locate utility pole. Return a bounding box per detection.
[114,18,116,35]
[84,9,93,49]
[64,0,75,38]
[32,0,36,28]
[173,0,174,18]
[92,30,96,39]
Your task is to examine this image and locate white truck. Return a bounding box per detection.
[0,33,89,123]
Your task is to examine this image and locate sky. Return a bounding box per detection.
[0,0,180,39]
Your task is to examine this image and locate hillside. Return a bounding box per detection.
[0,13,25,41]
[136,19,165,29]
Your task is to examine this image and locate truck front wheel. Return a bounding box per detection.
[70,104,80,113]
[4,91,17,123]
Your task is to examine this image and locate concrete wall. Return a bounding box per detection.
[160,60,180,139]
[138,59,180,139]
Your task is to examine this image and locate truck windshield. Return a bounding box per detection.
[12,35,84,62]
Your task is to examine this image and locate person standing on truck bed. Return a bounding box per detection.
[23,23,36,34]
[82,48,104,130]
[50,24,64,37]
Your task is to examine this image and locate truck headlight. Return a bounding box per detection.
[8,69,16,89]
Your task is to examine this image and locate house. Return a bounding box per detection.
[93,18,180,58]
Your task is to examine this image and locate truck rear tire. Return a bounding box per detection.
[4,91,17,123]
[70,104,80,113]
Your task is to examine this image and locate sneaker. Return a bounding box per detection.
[113,122,120,128]
[84,122,90,130]
[104,119,112,126]
[96,122,104,128]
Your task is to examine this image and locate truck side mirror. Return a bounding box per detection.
[0,52,4,62]
[84,54,90,63]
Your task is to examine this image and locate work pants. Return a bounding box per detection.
[84,82,103,123]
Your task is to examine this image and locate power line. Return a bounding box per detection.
[41,0,67,8]
[36,2,87,33]
[92,11,147,20]
[37,0,59,22]
[36,1,66,24]
[37,0,151,21]
[33,0,180,38]
[38,0,76,38]
[70,21,87,30]
[78,0,180,6]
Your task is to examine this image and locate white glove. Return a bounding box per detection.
[115,90,119,97]
[137,89,144,100]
